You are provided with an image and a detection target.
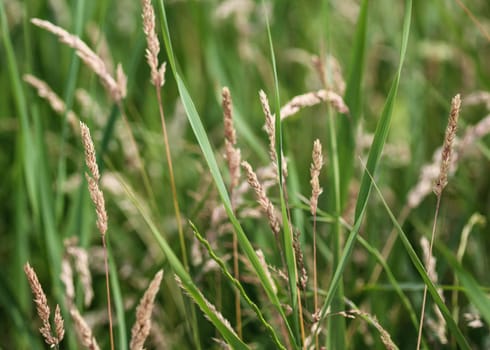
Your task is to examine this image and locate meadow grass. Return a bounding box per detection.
[1,0,490,349]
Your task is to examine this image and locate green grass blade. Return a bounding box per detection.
[54,0,86,221]
[437,243,490,326]
[107,243,127,350]
[338,0,369,206]
[191,223,286,350]
[263,2,300,342]
[354,0,412,220]
[0,2,38,217]
[316,0,412,332]
[119,179,249,349]
[367,166,471,349]
[157,1,297,346]
[356,236,421,337]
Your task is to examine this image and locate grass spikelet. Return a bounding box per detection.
[70,307,101,350]
[309,139,323,217]
[417,94,461,349]
[280,89,349,120]
[80,121,114,350]
[241,160,281,237]
[80,122,107,234]
[141,0,166,87]
[23,74,79,130]
[61,256,75,304]
[259,90,279,175]
[24,262,64,348]
[65,240,94,307]
[31,18,126,102]
[222,87,241,191]
[434,94,461,196]
[130,270,164,350]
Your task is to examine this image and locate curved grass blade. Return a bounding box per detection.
[367,165,471,349]
[157,1,297,347]
[190,222,286,350]
[263,1,301,342]
[118,177,249,349]
[437,243,490,327]
[338,0,369,206]
[315,0,413,334]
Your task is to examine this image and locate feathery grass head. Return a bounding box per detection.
[70,307,100,350]
[141,0,166,87]
[24,262,65,347]
[241,160,281,237]
[31,18,127,102]
[130,270,164,350]
[310,139,324,216]
[80,121,107,235]
[23,74,79,130]
[434,94,461,196]
[222,87,241,191]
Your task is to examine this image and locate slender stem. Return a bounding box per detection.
[154,86,201,348]
[155,87,189,269]
[312,214,319,349]
[102,235,115,350]
[416,194,442,350]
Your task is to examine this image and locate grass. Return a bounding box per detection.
[1,0,490,349]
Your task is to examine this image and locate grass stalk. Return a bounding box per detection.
[416,94,461,349]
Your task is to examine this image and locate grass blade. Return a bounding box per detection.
[190,222,286,350]
[437,243,490,327]
[119,178,249,349]
[368,168,471,349]
[316,0,412,331]
[338,0,369,206]
[157,0,297,346]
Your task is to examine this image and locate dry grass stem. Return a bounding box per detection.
[241,160,281,237]
[24,262,64,347]
[130,270,164,350]
[280,89,349,120]
[23,74,79,130]
[141,0,166,87]
[417,94,460,350]
[31,18,127,102]
[434,94,461,196]
[70,307,101,350]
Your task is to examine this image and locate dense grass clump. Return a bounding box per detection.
[1,0,490,349]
